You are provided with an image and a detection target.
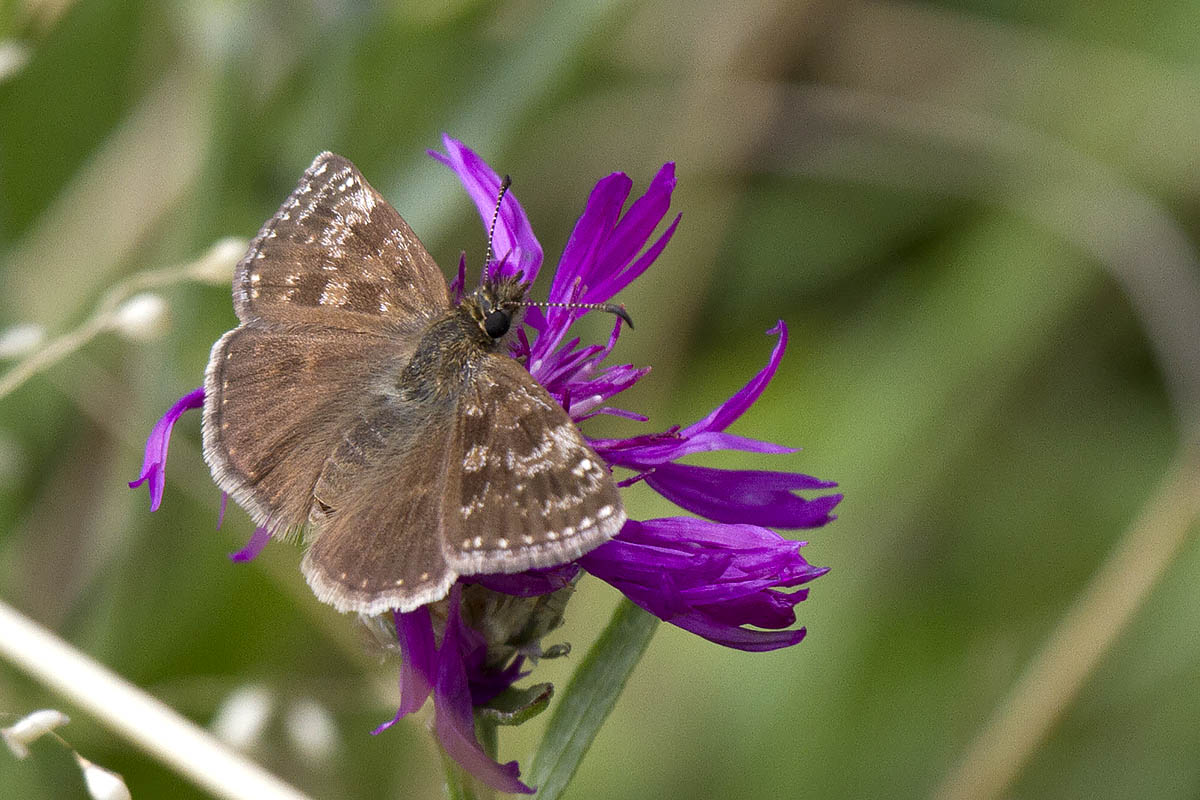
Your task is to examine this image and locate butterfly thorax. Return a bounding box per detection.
[395,276,530,402]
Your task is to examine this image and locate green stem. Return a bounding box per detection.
[440,746,473,800]
[529,599,659,799]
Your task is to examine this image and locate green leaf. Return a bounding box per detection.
[478,682,555,726]
[529,599,659,799]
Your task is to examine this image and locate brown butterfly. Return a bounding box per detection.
[202,153,625,615]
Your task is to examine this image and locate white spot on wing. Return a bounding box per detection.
[319,278,349,306]
[463,444,488,473]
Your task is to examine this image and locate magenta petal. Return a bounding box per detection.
[682,321,788,437]
[592,162,675,281]
[644,463,842,528]
[549,171,633,303]
[433,587,534,794]
[588,212,680,304]
[228,526,271,562]
[581,518,826,652]
[373,606,439,735]
[128,387,205,511]
[449,252,468,303]
[669,613,808,652]
[430,135,543,283]
[397,607,438,718]
[600,431,794,466]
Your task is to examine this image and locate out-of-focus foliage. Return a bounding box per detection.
[0,1,1196,798]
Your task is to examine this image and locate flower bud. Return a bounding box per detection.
[75,755,131,800]
[112,293,169,341]
[0,323,45,359]
[189,237,247,284]
[1,708,70,758]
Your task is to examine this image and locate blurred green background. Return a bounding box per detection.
[2,0,1198,798]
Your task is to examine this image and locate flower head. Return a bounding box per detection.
[130,136,840,794]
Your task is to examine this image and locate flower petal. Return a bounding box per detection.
[681,321,788,437]
[229,526,271,562]
[433,586,534,794]
[587,213,679,304]
[644,463,842,528]
[591,163,675,286]
[596,431,794,466]
[548,172,633,304]
[580,518,826,652]
[373,606,438,734]
[663,612,808,652]
[128,387,204,511]
[588,160,676,298]
[430,135,543,283]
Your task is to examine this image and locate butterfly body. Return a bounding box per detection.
[202,153,624,615]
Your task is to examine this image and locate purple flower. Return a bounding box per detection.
[130,136,840,794]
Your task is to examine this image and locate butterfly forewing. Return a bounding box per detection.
[447,355,625,576]
[206,152,446,534]
[233,152,449,332]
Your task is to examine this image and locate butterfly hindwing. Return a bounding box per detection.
[300,382,460,614]
[207,152,450,536]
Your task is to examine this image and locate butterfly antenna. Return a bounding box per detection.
[525,300,634,330]
[483,175,512,269]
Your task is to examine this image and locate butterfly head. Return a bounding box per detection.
[462,274,530,345]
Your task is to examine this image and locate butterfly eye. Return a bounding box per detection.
[484,309,511,339]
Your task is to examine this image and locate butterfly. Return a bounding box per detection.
[201,153,625,615]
